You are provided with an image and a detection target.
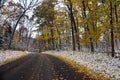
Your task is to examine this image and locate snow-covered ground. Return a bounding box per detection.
[0,50,29,66]
[44,50,120,80]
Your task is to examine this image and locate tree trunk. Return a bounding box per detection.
[71,24,76,51]
[55,25,62,50]
[67,1,76,51]
[114,0,119,51]
[114,0,118,22]
[75,13,81,51]
[8,11,26,49]
[71,3,80,51]
[50,26,55,50]
[82,0,95,52]
[110,1,115,57]
[90,38,94,52]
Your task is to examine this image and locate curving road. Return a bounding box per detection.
[0,53,92,80]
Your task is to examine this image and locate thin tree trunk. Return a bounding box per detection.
[82,0,96,52]
[110,1,115,57]
[71,13,80,51]
[90,38,94,52]
[115,39,119,50]
[114,0,119,51]
[67,0,81,51]
[55,25,62,50]
[8,11,26,49]
[67,1,76,51]
[114,0,118,22]
[71,23,76,51]
[75,14,81,51]
[50,26,55,50]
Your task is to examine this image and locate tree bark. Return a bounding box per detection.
[8,11,26,49]
[114,0,118,22]
[82,0,95,52]
[67,0,81,51]
[50,26,55,50]
[110,1,115,57]
[90,38,94,52]
[67,1,76,51]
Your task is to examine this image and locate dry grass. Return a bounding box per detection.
[49,54,111,80]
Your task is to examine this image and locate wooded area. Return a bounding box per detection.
[0,0,120,57]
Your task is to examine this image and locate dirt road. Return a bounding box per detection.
[0,53,92,80]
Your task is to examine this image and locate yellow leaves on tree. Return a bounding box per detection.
[2,9,10,15]
[53,31,59,39]
[36,36,43,41]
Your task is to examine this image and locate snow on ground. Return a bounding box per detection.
[44,50,120,80]
[0,50,29,66]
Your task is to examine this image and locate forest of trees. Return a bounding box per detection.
[34,0,120,57]
[0,0,120,57]
[0,0,40,51]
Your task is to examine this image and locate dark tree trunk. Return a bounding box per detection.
[75,13,81,51]
[110,1,115,57]
[114,0,119,51]
[67,0,81,51]
[50,27,55,50]
[82,0,95,52]
[67,1,76,51]
[8,11,26,49]
[71,4,80,51]
[48,39,51,50]
[59,38,62,50]
[71,24,76,51]
[0,33,3,49]
[114,0,118,22]
[90,38,94,52]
